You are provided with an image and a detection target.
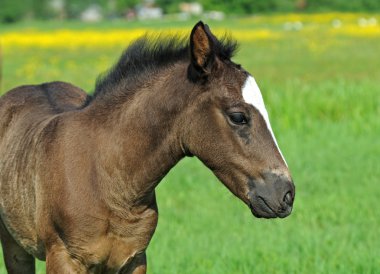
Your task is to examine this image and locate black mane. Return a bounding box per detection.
[92,33,238,101]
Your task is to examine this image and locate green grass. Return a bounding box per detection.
[1,15,380,273]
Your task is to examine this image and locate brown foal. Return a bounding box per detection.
[0,22,295,273]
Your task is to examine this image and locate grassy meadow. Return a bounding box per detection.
[1,13,380,273]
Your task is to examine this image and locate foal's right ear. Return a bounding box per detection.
[188,21,216,82]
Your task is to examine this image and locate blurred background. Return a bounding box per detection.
[0,0,380,23]
[0,0,379,273]
[1,0,380,22]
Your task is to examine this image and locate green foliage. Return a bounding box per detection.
[0,0,33,22]
[156,0,380,14]
[155,0,180,14]
[157,0,296,14]
[32,0,52,19]
[115,0,140,11]
[306,0,380,12]
[0,0,52,22]
[64,0,106,18]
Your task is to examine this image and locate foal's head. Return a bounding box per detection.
[181,22,295,218]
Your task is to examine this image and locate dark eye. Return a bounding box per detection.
[229,112,248,125]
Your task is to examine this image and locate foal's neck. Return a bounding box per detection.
[85,63,191,214]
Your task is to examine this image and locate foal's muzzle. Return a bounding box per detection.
[248,172,295,218]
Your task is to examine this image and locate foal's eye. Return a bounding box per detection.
[229,112,248,125]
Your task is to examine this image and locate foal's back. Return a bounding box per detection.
[0,81,88,147]
[0,81,88,116]
[0,81,89,257]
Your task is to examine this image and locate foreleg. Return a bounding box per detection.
[0,218,35,274]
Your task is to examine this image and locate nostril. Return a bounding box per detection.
[283,191,293,206]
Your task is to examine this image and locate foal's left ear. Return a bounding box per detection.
[188,21,216,82]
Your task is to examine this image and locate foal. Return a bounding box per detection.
[0,22,295,273]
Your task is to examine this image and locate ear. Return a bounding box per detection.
[188,21,215,82]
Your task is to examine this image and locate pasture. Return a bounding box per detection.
[1,13,379,273]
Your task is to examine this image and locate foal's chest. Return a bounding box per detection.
[78,210,158,270]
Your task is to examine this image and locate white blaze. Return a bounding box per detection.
[242,76,288,166]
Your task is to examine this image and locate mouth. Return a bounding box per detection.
[249,196,278,218]
[249,196,292,219]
